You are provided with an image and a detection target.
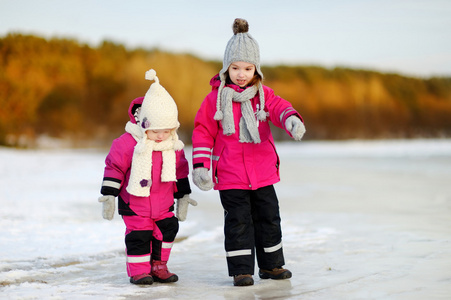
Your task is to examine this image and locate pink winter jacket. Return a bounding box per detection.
[192,74,303,191]
[101,97,191,218]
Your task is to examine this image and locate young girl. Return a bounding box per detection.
[99,69,197,285]
[191,19,305,286]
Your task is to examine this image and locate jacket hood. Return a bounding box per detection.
[209,74,221,90]
[128,97,144,124]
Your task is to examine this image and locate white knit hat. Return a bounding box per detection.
[139,69,180,133]
[125,69,183,197]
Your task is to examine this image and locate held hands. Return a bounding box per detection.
[98,195,115,220]
[176,194,198,221]
[192,167,214,191]
[285,116,306,141]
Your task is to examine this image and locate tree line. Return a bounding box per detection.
[1,33,450,147]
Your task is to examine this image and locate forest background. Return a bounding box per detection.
[1,34,451,148]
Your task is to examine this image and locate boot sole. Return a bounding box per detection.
[259,270,292,280]
[153,274,179,283]
[234,279,254,286]
[130,277,154,285]
[234,277,254,286]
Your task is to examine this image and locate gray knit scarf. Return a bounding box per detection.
[215,85,265,143]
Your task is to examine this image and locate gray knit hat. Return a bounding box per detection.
[219,18,263,81]
[214,18,266,123]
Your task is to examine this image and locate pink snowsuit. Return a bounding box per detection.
[192,74,303,190]
[100,97,191,277]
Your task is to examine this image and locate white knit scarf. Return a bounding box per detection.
[125,121,183,197]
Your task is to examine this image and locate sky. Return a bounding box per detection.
[1,0,450,78]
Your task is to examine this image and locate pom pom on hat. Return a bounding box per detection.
[233,18,249,34]
[145,69,157,82]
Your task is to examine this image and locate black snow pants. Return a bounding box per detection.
[219,185,285,276]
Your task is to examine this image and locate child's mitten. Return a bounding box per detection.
[98,195,115,220]
[192,167,214,191]
[176,194,198,221]
[285,116,306,141]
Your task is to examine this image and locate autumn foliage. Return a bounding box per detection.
[1,34,450,147]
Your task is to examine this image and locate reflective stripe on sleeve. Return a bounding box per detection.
[193,147,212,160]
[102,179,121,189]
[193,153,211,159]
[193,147,212,152]
[280,107,296,125]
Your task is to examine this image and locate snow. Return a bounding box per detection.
[1,139,451,299]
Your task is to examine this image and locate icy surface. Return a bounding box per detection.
[1,139,450,299]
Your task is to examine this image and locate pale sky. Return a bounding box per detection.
[1,0,450,77]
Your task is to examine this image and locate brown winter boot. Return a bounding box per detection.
[151,260,178,283]
[259,267,292,280]
[233,274,254,286]
[129,273,154,285]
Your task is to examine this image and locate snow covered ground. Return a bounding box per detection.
[1,139,450,299]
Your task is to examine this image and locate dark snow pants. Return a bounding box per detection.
[122,212,179,276]
[219,185,285,276]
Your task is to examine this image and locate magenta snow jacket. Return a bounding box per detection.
[101,97,191,218]
[192,74,303,191]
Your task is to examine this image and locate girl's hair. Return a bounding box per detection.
[224,70,262,87]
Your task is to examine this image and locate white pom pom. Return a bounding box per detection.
[174,140,184,151]
[145,69,157,81]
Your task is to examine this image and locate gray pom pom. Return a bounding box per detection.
[233,18,249,35]
[214,110,224,121]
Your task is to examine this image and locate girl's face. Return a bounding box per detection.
[228,61,256,87]
[146,128,173,143]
